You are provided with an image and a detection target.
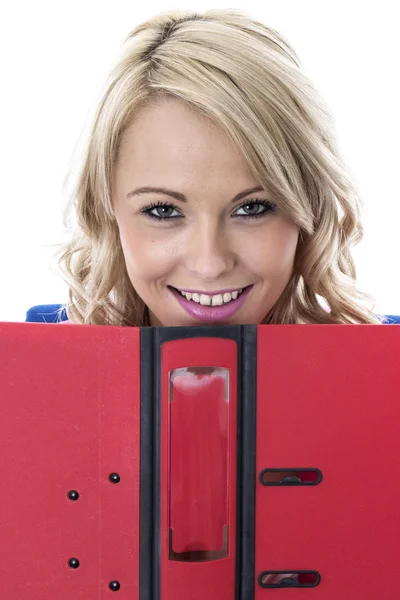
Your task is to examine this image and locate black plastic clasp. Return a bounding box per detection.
[258,570,321,588]
[259,468,322,486]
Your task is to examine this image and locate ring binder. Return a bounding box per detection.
[1,321,400,598]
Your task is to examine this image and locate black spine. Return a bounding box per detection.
[140,327,155,600]
[238,325,257,599]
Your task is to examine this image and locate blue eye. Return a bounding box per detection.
[140,198,276,221]
[141,201,180,220]
[232,198,276,218]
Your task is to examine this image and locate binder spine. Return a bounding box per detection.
[140,325,257,600]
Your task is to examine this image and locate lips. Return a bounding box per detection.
[169,285,253,322]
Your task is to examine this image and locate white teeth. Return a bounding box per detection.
[199,294,211,306]
[179,288,244,306]
[211,294,223,306]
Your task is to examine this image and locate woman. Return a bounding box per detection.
[54,9,383,586]
[55,8,382,329]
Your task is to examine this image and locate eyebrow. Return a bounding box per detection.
[126,185,264,204]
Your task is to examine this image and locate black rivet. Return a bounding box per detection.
[109,473,120,484]
[280,476,301,484]
[278,577,300,586]
[109,580,121,591]
[67,490,79,501]
[68,558,80,569]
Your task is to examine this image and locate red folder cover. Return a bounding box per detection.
[0,321,399,599]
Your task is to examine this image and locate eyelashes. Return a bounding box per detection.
[139,198,277,222]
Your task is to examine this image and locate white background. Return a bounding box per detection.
[1,0,399,322]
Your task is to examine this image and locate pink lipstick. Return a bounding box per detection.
[169,285,253,322]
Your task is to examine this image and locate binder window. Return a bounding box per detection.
[168,366,230,561]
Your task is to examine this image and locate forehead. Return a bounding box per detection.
[116,98,255,183]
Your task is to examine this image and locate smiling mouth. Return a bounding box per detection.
[169,285,251,307]
[168,285,254,322]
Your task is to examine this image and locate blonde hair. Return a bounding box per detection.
[54,8,383,325]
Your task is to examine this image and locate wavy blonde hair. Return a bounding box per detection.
[53,8,383,326]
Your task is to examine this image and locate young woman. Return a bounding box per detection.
[56,8,382,329]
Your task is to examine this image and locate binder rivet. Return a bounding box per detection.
[109,580,121,591]
[67,490,79,501]
[109,473,120,484]
[68,558,80,569]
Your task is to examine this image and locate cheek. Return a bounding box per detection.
[246,222,299,276]
[118,223,176,279]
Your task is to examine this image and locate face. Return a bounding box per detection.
[112,97,300,327]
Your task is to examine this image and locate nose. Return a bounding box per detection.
[185,221,235,280]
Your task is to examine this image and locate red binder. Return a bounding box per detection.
[1,320,400,599]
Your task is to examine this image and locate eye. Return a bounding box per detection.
[140,201,182,221]
[233,198,276,219]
